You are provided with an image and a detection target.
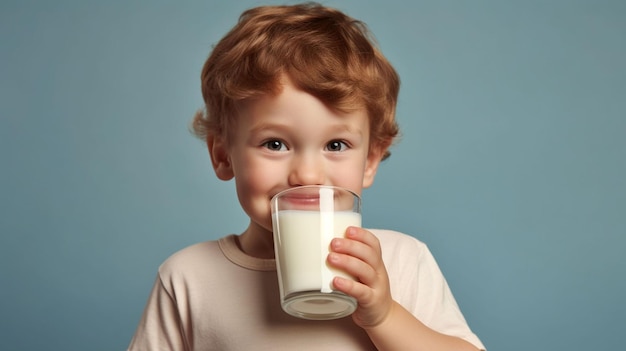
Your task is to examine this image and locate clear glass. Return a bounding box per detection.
[271,185,360,320]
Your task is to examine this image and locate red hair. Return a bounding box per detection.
[192,3,400,159]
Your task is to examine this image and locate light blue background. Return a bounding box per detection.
[1,1,624,350]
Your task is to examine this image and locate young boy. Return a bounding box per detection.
[128,3,485,350]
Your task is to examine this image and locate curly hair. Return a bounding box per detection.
[191,2,400,159]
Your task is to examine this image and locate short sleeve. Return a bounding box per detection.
[373,229,486,350]
[127,274,189,351]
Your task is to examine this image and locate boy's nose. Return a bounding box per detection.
[288,153,325,186]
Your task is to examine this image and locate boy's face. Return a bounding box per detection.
[209,79,383,235]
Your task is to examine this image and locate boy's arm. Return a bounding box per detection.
[329,227,481,351]
[361,300,479,351]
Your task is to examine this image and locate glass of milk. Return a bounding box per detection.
[271,185,360,320]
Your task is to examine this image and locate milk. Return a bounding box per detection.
[272,210,361,296]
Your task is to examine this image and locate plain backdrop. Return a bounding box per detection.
[1,1,624,350]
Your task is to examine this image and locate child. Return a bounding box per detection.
[128,3,485,350]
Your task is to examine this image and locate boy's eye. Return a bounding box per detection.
[326,140,348,152]
[263,140,287,151]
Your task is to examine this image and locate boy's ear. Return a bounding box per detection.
[207,134,234,181]
[362,147,385,188]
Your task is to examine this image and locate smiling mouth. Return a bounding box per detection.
[272,186,334,211]
[271,186,359,212]
[281,194,321,207]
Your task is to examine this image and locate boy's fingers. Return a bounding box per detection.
[328,251,379,287]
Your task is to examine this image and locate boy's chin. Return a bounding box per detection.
[247,220,274,236]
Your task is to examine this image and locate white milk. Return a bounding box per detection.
[273,210,361,296]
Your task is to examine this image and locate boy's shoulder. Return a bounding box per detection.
[369,228,427,249]
[368,228,432,265]
[156,234,274,279]
[156,238,225,279]
[165,239,220,261]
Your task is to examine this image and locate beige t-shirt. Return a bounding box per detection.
[128,229,485,350]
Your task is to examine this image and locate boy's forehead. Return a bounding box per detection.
[242,76,368,117]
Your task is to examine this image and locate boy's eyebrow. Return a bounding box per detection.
[248,122,291,134]
[250,122,365,136]
[333,124,366,136]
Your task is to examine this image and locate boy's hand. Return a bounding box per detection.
[327,226,393,328]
